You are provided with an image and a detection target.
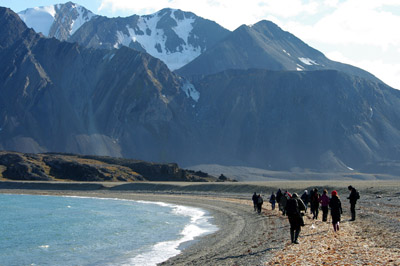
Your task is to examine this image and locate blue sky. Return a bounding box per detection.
[1,0,399,89]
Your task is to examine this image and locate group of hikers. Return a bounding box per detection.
[252,185,360,244]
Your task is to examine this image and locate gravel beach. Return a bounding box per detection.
[1,180,399,265]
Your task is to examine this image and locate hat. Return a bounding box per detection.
[331,190,338,196]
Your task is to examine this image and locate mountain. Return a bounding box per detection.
[68,8,230,70]
[2,6,400,176]
[18,4,230,70]
[189,69,400,172]
[0,7,195,164]
[18,1,96,40]
[176,20,380,83]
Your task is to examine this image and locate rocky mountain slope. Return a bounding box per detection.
[18,1,95,40]
[176,20,380,83]
[0,151,219,182]
[2,6,400,175]
[0,7,195,163]
[188,69,400,172]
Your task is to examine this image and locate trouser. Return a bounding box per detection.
[271,202,275,210]
[350,203,356,220]
[290,228,301,243]
[311,204,319,219]
[321,206,328,221]
[253,203,257,211]
[332,221,340,231]
[257,204,262,213]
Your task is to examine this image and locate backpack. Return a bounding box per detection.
[356,191,360,200]
[258,196,263,204]
[286,198,298,215]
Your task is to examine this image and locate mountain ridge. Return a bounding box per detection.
[176,20,380,83]
[2,6,400,176]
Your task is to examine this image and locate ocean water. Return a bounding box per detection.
[0,194,217,266]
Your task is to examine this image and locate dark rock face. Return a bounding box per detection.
[0,153,50,180]
[0,151,218,182]
[0,7,194,165]
[190,69,400,171]
[0,8,30,49]
[43,157,110,181]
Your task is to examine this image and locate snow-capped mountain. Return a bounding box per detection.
[18,1,95,40]
[4,6,400,174]
[69,8,230,70]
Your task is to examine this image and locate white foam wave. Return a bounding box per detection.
[123,200,218,266]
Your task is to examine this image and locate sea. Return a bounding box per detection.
[0,194,218,266]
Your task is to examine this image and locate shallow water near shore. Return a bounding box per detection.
[0,194,217,266]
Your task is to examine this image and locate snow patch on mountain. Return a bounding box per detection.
[298,57,319,66]
[113,9,202,70]
[18,6,56,35]
[70,4,95,35]
[297,64,305,71]
[18,3,95,39]
[181,80,200,102]
[283,49,291,56]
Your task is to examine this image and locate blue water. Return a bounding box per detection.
[0,194,217,266]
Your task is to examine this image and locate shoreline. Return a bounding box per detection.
[1,180,399,265]
[0,188,287,266]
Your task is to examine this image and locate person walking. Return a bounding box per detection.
[301,190,309,212]
[269,192,276,210]
[286,193,306,244]
[257,194,264,214]
[276,189,283,213]
[280,191,290,216]
[319,189,330,222]
[329,190,343,232]
[347,185,359,221]
[252,192,258,212]
[310,188,320,220]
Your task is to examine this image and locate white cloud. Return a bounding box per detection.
[284,1,400,49]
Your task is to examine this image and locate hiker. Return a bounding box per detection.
[276,189,283,213]
[329,190,343,232]
[280,191,290,215]
[286,193,306,244]
[319,189,330,222]
[269,192,276,210]
[310,188,320,220]
[252,192,258,211]
[257,194,264,214]
[301,190,309,212]
[347,185,359,221]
